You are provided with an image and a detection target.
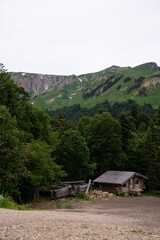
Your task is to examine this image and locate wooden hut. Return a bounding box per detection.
[93,171,148,195]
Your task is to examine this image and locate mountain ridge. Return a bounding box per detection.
[11,62,160,110]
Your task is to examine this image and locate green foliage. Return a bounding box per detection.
[0,105,28,195]
[51,112,74,137]
[0,66,65,200]
[77,116,91,138]
[55,130,96,180]
[75,192,91,200]
[65,203,72,209]
[127,77,145,93]
[86,112,125,174]
[141,127,160,190]
[47,100,155,123]
[144,190,160,197]
[28,106,54,144]
[119,112,134,156]
[23,139,65,200]
[0,196,29,210]
[120,192,125,197]
[56,200,62,209]
[124,77,131,83]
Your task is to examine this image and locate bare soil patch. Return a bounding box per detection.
[0,197,160,240]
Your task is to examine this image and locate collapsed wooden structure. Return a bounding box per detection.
[50,180,91,199]
[93,171,148,195]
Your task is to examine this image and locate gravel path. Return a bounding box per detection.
[0,197,160,240]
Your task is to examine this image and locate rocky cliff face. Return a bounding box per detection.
[11,72,86,97]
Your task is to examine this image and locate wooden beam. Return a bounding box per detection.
[85,179,92,196]
[61,181,85,185]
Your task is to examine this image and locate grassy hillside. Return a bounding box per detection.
[13,62,160,110]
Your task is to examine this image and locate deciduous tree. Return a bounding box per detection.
[55,130,95,180]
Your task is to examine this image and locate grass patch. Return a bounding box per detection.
[81,224,89,229]
[105,194,109,198]
[0,196,29,210]
[56,200,62,209]
[130,229,145,234]
[75,192,91,201]
[65,203,72,209]
[144,190,160,197]
[130,229,155,235]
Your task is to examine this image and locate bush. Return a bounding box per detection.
[120,192,125,197]
[117,85,121,90]
[124,77,131,83]
[75,192,91,201]
[0,196,29,210]
[115,192,125,197]
[127,76,145,93]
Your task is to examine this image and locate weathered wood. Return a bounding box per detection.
[51,185,72,199]
[61,181,85,185]
[50,183,88,199]
[51,184,68,190]
[85,179,91,196]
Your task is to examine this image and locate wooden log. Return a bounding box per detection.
[85,179,91,196]
[51,185,72,199]
[61,181,85,185]
[50,182,89,199]
[51,184,68,190]
[79,184,88,192]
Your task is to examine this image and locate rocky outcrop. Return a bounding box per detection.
[11,73,84,97]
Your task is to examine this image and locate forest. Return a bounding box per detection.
[0,66,160,202]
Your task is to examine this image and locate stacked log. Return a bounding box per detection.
[50,181,90,199]
[51,185,72,199]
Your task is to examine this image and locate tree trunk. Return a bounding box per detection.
[33,186,39,200]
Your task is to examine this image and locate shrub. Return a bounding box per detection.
[76,192,91,200]
[127,76,145,93]
[117,85,121,90]
[124,77,131,83]
[120,192,125,197]
[0,196,29,210]
[139,87,147,96]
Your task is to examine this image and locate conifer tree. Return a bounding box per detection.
[142,127,160,189]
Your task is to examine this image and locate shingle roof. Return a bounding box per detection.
[93,171,147,185]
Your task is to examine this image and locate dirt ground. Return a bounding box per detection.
[0,196,160,240]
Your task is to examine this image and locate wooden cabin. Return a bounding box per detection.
[93,171,148,195]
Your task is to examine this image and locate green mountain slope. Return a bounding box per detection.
[11,62,160,110]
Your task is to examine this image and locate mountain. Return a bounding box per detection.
[11,62,160,110]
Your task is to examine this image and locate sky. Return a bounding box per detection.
[1,0,160,75]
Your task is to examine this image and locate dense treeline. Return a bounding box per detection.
[45,100,155,121]
[0,66,65,201]
[0,66,160,202]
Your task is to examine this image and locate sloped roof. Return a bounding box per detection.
[93,171,147,185]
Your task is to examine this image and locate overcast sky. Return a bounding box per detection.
[1,0,160,75]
